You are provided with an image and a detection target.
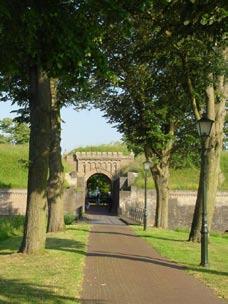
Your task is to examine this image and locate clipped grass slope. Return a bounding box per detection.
[71,142,130,155]
[0,144,28,188]
[123,152,228,191]
[0,143,227,190]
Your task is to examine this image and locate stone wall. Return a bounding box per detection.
[0,189,27,215]
[119,188,228,232]
[0,188,84,216]
[1,187,228,232]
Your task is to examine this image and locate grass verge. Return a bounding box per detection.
[0,224,90,304]
[133,226,228,300]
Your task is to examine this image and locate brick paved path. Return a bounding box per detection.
[80,213,225,304]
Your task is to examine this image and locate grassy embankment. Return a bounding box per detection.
[0,144,28,188]
[0,144,72,189]
[133,226,228,300]
[67,144,228,190]
[72,142,130,155]
[122,151,228,190]
[0,223,90,304]
[0,143,228,190]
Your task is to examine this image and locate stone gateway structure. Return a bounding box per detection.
[73,151,134,188]
[70,151,134,213]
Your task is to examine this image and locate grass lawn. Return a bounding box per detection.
[133,226,228,300]
[0,224,90,304]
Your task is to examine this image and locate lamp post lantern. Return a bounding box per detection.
[196,114,214,267]
[143,160,152,231]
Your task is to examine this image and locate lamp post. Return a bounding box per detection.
[143,160,152,231]
[196,114,214,267]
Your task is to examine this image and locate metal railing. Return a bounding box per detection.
[126,207,144,224]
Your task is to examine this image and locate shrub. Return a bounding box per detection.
[0,215,24,241]
[64,213,76,225]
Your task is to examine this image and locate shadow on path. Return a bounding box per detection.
[70,228,139,238]
[87,250,228,277]
[88,250,186,270]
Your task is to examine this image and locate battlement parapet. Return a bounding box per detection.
[73,151,134,160]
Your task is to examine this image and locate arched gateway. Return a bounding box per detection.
[72,151,134,213]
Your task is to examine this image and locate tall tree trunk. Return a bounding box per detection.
[147,123,174,229]
[47,78,65,233]
[188,65,227,241]
[153,169,162,227]
[188,120,224,241]
[19,66,51,254]
[151,159,170,229]
[206,133,223,230]
[188,150,203,241]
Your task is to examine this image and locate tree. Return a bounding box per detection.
[182,46,227,241]
[86,16,198,228]
[130,0,227,239]
[46,1,147,232]
[101,67,196,228]
[160,2,227,241]
[0,1,104,253]
[47,79,65,233]
[0,117,30,144]
[87,174,111,194]
[0,1,144,252]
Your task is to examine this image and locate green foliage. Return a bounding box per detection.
[0,134,8,144]
[0,215,24,241]
[0,117,30,144]
[87,174,111,193]
[64,213,76,225]
[0,224,90,303]
[86,7,201,172]
[62,157,74,173]
[133,226,228,300]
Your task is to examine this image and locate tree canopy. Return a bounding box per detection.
[0,117,30,144]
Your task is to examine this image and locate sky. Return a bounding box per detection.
[0,101,122,152]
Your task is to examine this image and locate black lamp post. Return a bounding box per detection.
[143,160,152,231]
[196,114,214,267]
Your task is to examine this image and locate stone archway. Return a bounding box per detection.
[86,172,113,212]
[84,168,112,183]
[71,151,134,214]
